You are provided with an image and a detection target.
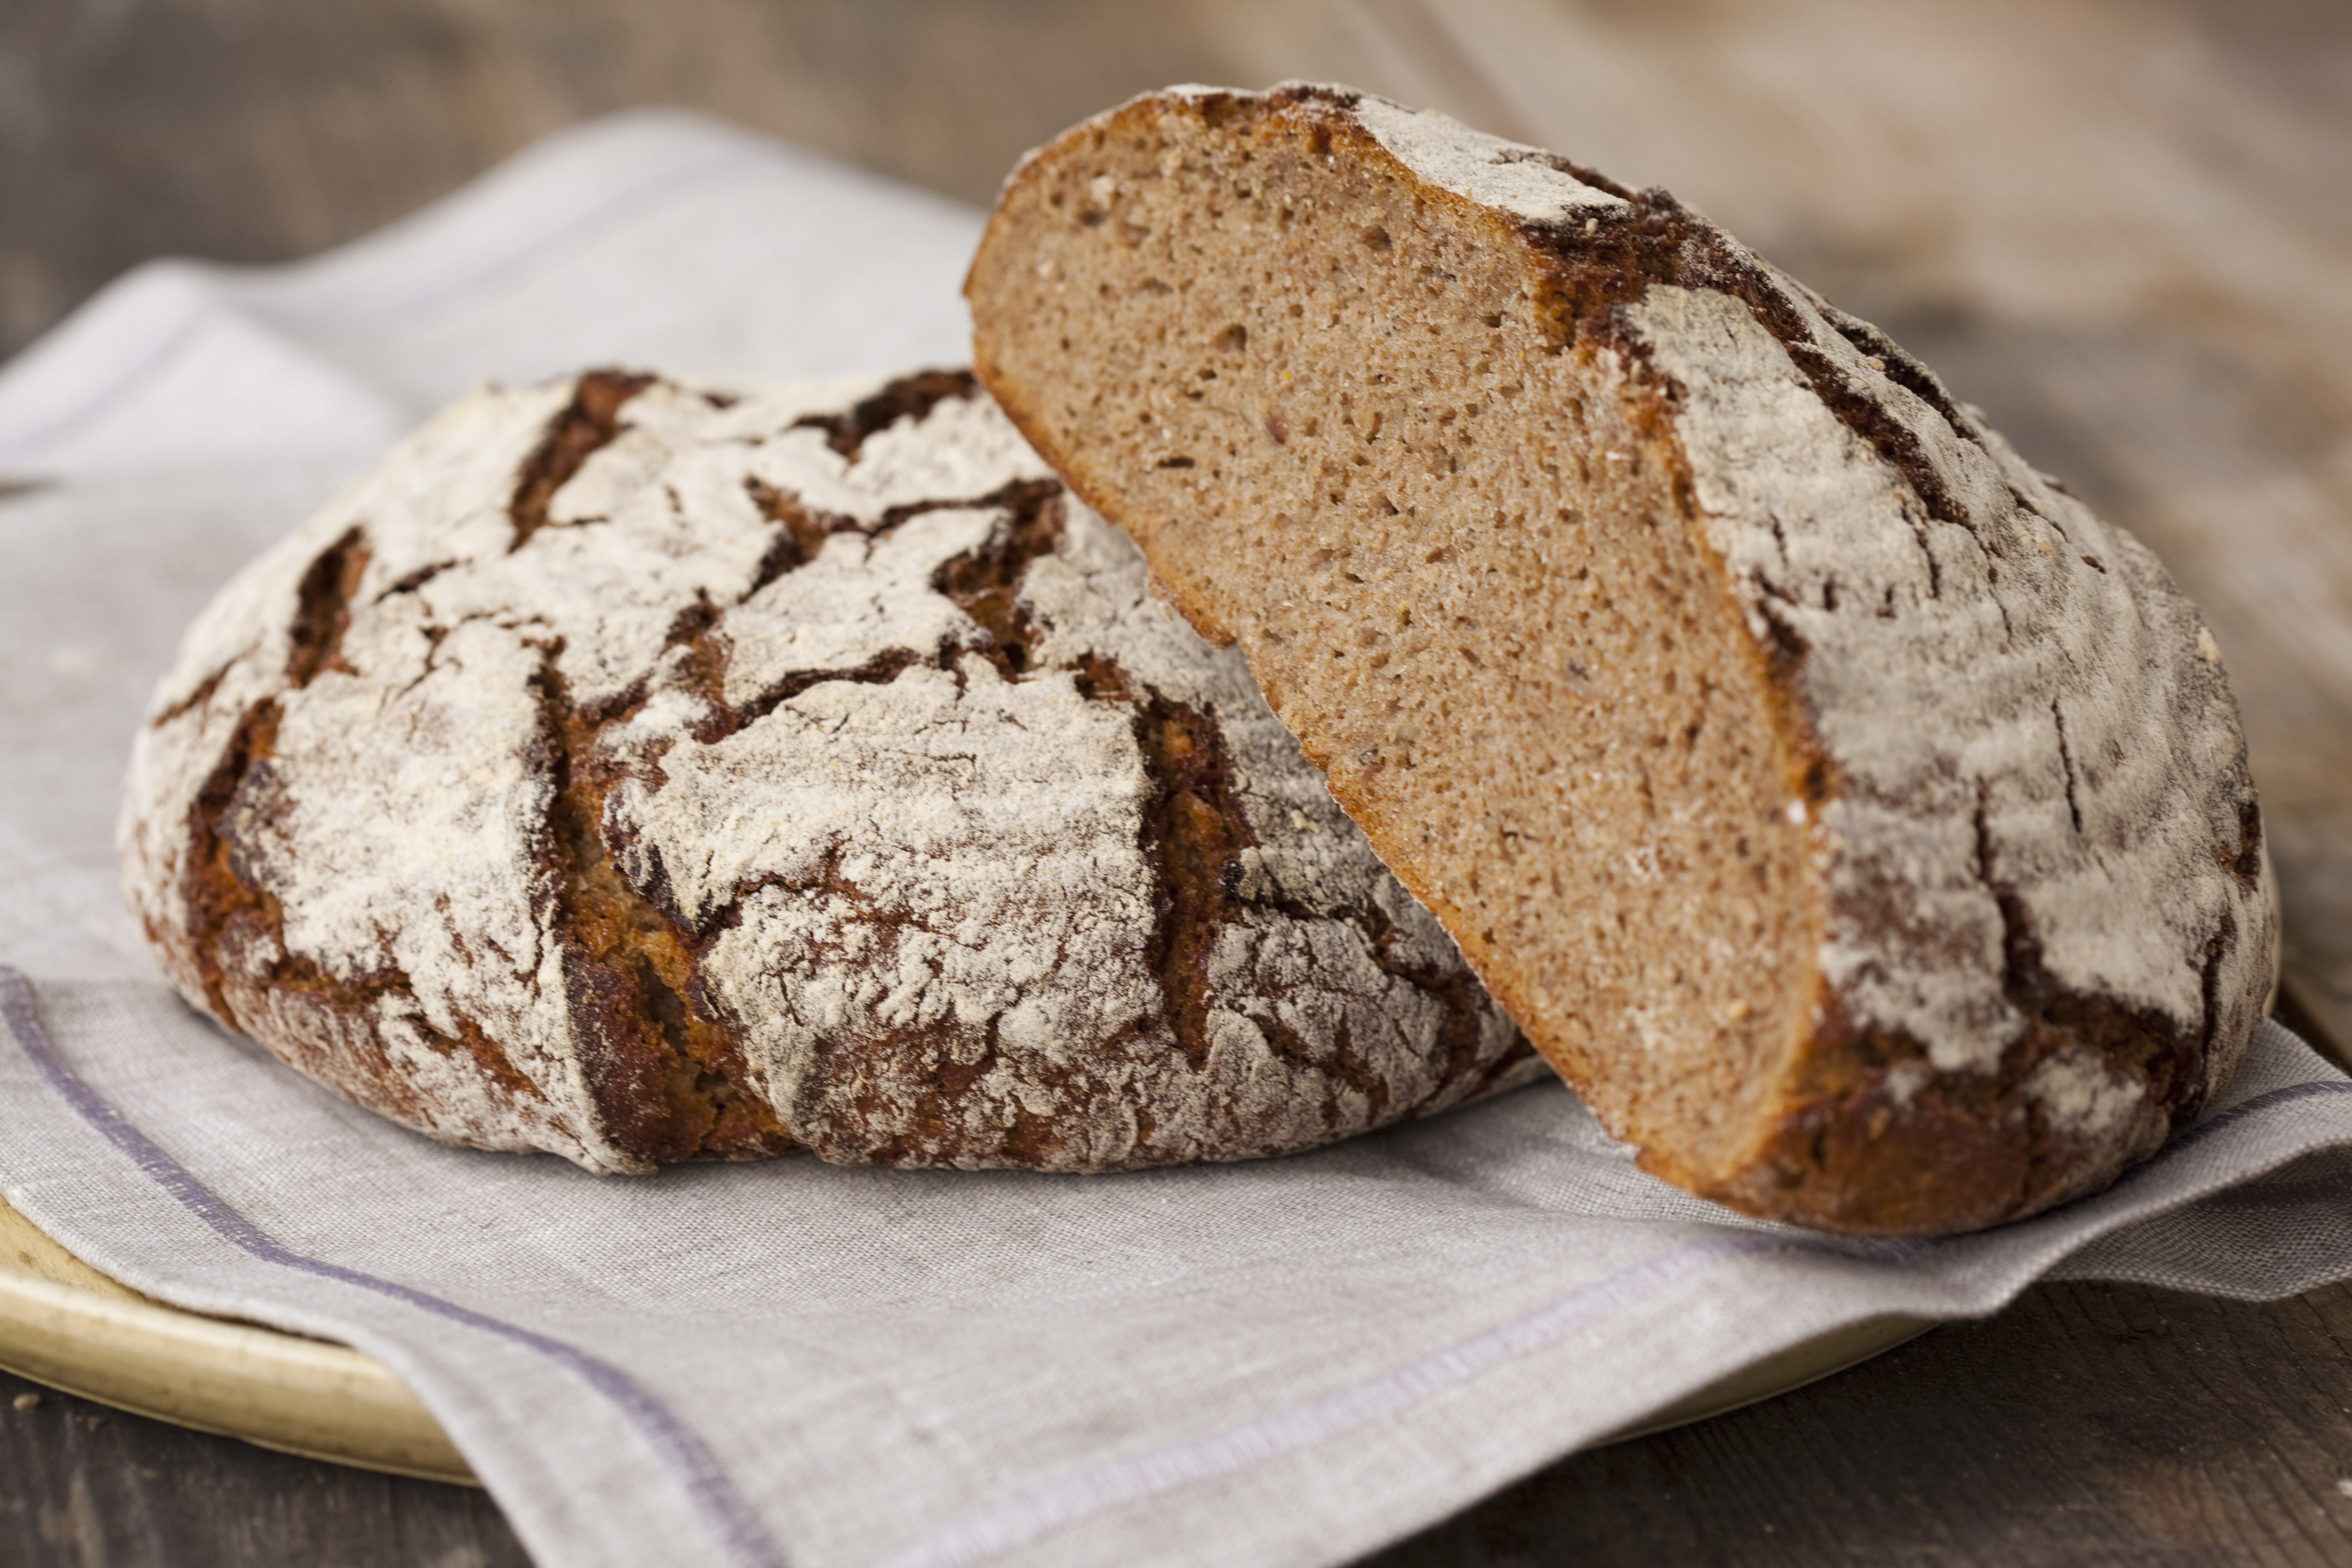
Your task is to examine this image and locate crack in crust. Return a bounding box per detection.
[285,527,370,689]
[149,658,237,730]
[127,366,1531,1173]
[181,699,282,1028]
[930,479,1065,675]
[531,650,798,1163]
[794,369,982,459]
[745,480,857,585]
[509,370,654,551]
[723,478,1069,726]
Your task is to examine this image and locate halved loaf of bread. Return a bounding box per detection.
[967,83,2277,1234]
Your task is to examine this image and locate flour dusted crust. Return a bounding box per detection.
[966,84,2279,1233]
[118,369,1536,1174]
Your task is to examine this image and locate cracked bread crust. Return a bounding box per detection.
[966,84,2278,1234]
[118,368,1538,1174]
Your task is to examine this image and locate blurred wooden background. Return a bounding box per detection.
[4,0,2352,1563]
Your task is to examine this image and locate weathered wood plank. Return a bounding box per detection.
[1,1368,527,1568]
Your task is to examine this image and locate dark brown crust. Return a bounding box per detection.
[745,480,858,584]
[928,476,1066,676]
[509,369,654,551]
[794,368,981,460]
[967,85,2267,1233]
[284,527,370,689]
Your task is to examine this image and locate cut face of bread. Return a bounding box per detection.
[967,84,2277,1234]
[118,369,1537,1175]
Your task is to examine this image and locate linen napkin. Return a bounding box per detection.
[4,109,2350,1568]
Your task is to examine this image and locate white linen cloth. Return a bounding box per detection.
[3,110,2350,1568]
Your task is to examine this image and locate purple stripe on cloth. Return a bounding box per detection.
[2168,1078,2352,1153]
[0,968,785,1568]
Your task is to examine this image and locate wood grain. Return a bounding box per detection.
[3,0,2350,1563]
[0,1368,524,1568]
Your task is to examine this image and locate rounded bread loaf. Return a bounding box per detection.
[119,368,1538,1173]
[965,84,2279,1233]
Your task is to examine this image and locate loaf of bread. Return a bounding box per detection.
[119,368,1537,1173]
[966,84,2277,1234]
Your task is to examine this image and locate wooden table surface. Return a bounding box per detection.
[5,0,2352,1563]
